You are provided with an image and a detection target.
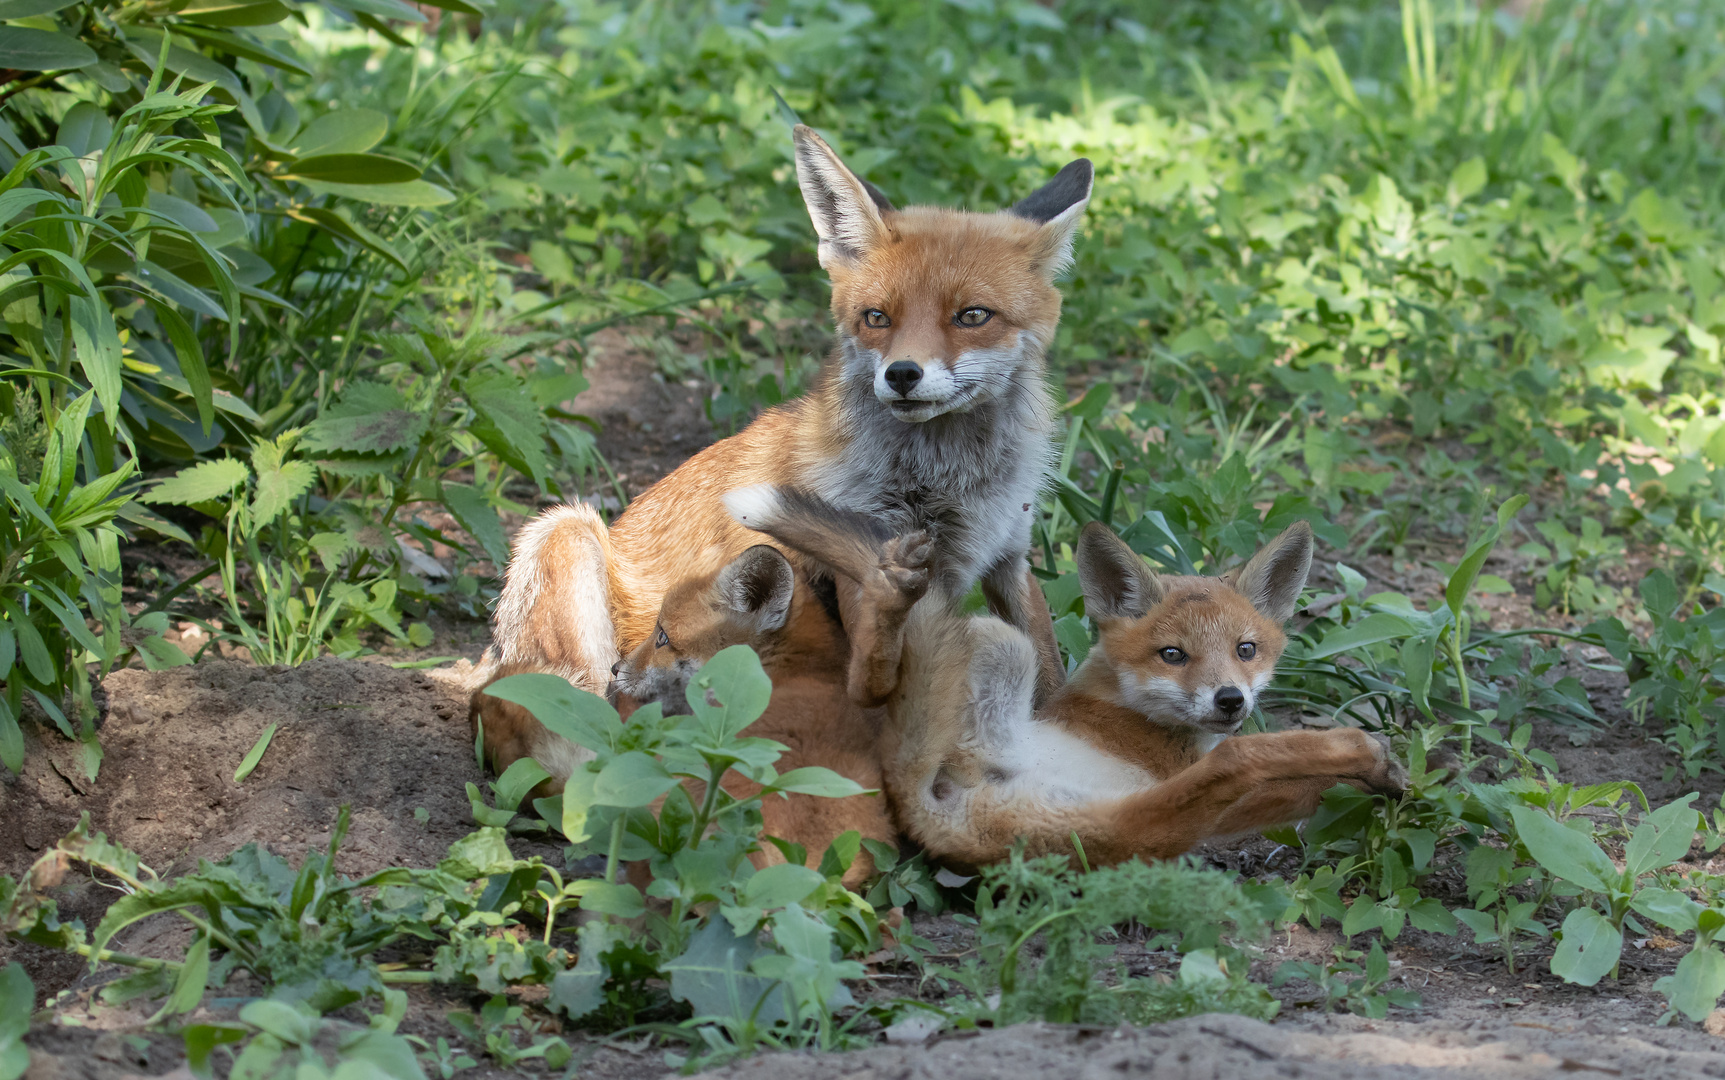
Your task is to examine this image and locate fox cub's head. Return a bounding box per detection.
[1075,521,1313,734]
[792,125,1091,424]
[610,545,795,714]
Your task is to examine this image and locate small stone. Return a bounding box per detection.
[1703,1009,1725,1037]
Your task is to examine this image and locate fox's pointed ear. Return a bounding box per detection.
[715,545,796,632]
[1076,521,1162,622]
[1011,158,1093,281]
[1232,522,1313,623]
[792,125,888,271]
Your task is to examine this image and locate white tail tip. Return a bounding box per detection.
[724,484,785,530]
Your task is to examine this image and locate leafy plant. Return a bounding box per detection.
[1273,940,1419,1019]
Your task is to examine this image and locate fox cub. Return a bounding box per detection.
[741,489,1408,868]
[473,126,1094,785]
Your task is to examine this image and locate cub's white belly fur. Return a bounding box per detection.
[989,719,1158,804]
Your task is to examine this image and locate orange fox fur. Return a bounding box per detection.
[739,491,1407,868]
[474,125,1094,780]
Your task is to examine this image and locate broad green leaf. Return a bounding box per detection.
[743,863,823,909]
[466,370,550,488]
[286,206,407,272]
[593,751,678,808]
[441,482,509,567]
[324,0,427,22]
[169,24,310,76]
[290,109,388,157]
[0,597,54,683]
[1663,945,1725,1023]
[436,828,518,879]
[1445,494,1528,621]
[1508,805,1618,894]
[687,645,773,739]
[159,934,210,1017]
[0,698,21,776]
[465,783,514,828]
[561,766,596,845]
[149,302,214,434]
[299,179,455,206]
[762,767,869,799]
[300,381,426,456]
[1302,612,1417,659]
[0,29,97,72]
[0,0,78,15]
[178,0,292,26]
[577,881,644,919]
[237,999,317,1046]
[233,723,275,783]
[481,673,621,754]
[54,102,110,157]
[492,757,551,812]
[142,457,249,506]
[278,153,420,185]
[547,922,615,1020]
[1624,794,1699,878]
[1550,907,1621,987]
[0,962,31,1080]
[1632,887,1703,935]
[1447,157,1488,203]
[663,917,786,1027]
[1453,908,1500,944]
[415,0,489,14]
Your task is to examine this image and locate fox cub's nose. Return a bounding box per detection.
[884,360,923,397]
[1214,686,1245,715]
[610,660,624,677]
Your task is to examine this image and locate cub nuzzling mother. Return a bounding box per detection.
[473,126,1094,780]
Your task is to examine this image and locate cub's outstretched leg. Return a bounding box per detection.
[470,503,619,780]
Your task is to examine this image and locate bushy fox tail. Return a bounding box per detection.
[724,484,894,584]
[482,502,617,693]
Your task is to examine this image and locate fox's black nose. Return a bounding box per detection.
[884,360,923,397]
[1214,686,1245,715]
[610,660,624,677]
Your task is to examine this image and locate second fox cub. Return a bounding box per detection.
[745,490,1407,867]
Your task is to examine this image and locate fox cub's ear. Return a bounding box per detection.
[714,545,796,633]
[792,125,889,271]
[1233,522,1314,623]
[1076,521,1162,622]
[1011,158,1093,281]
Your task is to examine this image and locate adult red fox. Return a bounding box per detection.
[474,126,1092,778]
[738,488,1408,867]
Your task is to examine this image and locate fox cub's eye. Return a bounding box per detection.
[1159,647,1187,664]
[955,306,993,327]
[655,626,670,648]
[863,309,892,329]
[1236,642,1257,660]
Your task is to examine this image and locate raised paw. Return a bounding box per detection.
[875,531,933,608]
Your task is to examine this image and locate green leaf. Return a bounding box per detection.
[0,963,31,1080]
[1508,805,1618,894]
[593,751,678,809]
[1663,945,1725,1023]
[1632,888,1703,935]
[1550,907,1622,987]
[441,482,510,567]
[160,934,210,1017]
[492,757,551,812]
[300,381,426,456]
[178,0,292,26]
[1446,495,1528,620]
[249,438,316,523]
[285,206,407,272]
[743,863,823,909]
[480,673,621,754]
[149,302,215,435]
[687,645,773,739]
[1624,794,1700,878]
[168,23,311,75]
[437,828,518,879]
[0,0,78,15]
[237,999,317,1045]
[0,29,97,72]
[466,370,550,488]
[762,766,869,799]
[577,881,644,919]
[1303,612,1418,659]
[299,179,455,207]
[289,109,388,156]
[278,153,420,185]
[233,723,275,783]
[142,458,249,506]
[0,698,22,777]
[663,917,786,1027]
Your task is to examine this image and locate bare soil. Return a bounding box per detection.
[7,341,1725,1078]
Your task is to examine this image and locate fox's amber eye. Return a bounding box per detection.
[863,309,891,329]
[955,306,993,327]
[1159,647,1187,664]
[1237,642,1257,660]
[655,626,670,648]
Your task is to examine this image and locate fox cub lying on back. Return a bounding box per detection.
[739,489,1408,867]
[473,126,1096,786]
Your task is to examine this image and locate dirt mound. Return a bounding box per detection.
[704,1011,1724,1079]
[0,656,485,1006]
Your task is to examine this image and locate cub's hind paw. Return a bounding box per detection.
[1366,734,1409,797]
[878,531,933,605]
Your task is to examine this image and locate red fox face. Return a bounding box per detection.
[609,545,795,715]
[792,126,1092,424]
[1075,521,1314,734]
